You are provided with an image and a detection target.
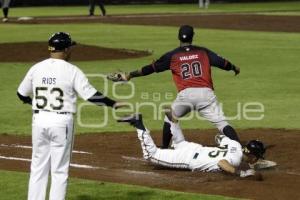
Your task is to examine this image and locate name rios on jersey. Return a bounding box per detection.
[42,77,56,85]
[179,54,198,61]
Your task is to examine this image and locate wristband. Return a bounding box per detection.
[129,70,141,78]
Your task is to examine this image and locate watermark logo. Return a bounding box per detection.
[77,73,265,128]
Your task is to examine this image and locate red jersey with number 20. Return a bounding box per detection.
[170,48,212,91]
[152,45,231,92]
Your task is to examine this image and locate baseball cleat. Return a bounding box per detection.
[2,18,8,22]
[117,113,146,131]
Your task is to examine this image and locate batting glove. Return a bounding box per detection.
[239,169,256,178]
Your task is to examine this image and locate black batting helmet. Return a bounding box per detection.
[178,25,194,43]
[244,140,266,159]
[48,32,76,52]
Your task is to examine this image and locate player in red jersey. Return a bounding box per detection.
[108,25,241,148]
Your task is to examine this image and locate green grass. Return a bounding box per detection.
[0,170,238,200]
[7,2,300,17]
[0,23,299,134]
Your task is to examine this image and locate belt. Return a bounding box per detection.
[33,110,71,115]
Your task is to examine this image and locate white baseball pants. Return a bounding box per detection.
[0,0,10,8]
[199,0,210,8]
[137,125,202,170]
[171,87,229,132]
[28,111,74,200]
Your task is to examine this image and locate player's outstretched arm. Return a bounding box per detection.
[218,159,255,178]
[107,64,157,82]
[87,91,127,109]
[206,48,240,76]
[107,55,171,82]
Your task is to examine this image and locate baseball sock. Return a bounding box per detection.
[162,121,172,149]
[3,8,8,18]
[222,125,240,143]
[100,5,106,16]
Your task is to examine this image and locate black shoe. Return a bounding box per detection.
[117,114,145,130]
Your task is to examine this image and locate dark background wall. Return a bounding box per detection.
[12,0,300,7]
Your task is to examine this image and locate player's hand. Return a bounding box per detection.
[233,66,240,76]
[107,71,130,82]
[239,169,255,178]
[113,102,130,110]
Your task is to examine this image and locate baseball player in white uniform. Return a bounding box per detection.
[0,0,10,22]
[118,114,266,177]
[17,32,125,200]
[199,0,210,9]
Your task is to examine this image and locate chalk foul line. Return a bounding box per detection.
[122,156,147,162]
[0,155,100,170]
[0,144,92,154]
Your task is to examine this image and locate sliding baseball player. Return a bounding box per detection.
[118,113,268,177]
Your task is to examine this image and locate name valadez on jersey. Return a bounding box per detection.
[179,54,199,61]
[42,77,56,85]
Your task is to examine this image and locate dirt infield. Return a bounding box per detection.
[0,129,300,200]
[0,42,150,62]
[9,13,300,33]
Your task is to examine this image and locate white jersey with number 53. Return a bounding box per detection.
[18,58,97,113]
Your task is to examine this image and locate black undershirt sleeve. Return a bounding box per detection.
[17,92,32,105]
[88,91,116,108]
[141,64,155,75]
[152,53,172,72]
[141,53,172,75]
[130,52,172,77]
[206,48,235,71]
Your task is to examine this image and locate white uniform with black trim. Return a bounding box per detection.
[137,121,242,172]
[18,58,97,200]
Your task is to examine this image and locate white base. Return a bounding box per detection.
[250,159,277,170]
[17,16,34,21]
